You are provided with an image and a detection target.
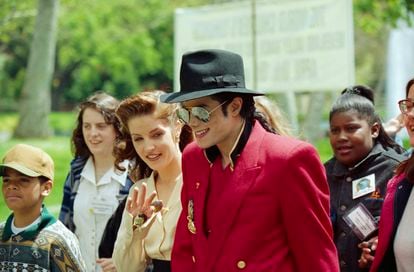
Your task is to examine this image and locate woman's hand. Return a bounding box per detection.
[96,258,117,272]
[358,236,378,268]
[126,182,157,222]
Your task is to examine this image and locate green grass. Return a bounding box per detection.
[315,138,334,163]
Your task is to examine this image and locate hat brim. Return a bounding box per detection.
[0,163,42,178]
[160,87,264,103]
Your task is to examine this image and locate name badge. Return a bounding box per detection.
[90,199,114,215]
[343,203,378,240]
[352,173,375,199]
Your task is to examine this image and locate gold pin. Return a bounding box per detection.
[187,200,196,234]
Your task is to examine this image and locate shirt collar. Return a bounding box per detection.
[81,157,128,186]
[80,156,96,183]
[112,160,128,187]
[204,119,253,171]
[331,143,384,177]
[2,205,56,241]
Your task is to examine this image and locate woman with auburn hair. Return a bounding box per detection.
[112,90,192,272]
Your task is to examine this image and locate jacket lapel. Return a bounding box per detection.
[204,123,264,270]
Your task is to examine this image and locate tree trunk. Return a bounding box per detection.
[14,0,59,138]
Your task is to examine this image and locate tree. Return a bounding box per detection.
[14,0,59,138]
[2,0,413,112]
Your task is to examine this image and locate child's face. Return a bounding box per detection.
[329,109,379,167]
[1,168,51,214]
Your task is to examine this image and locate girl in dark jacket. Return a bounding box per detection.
[325,85,406,272]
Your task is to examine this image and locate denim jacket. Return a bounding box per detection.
[325,144,406,272]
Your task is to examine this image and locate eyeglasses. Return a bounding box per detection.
[176,100,228,124]
[398,98,414,114]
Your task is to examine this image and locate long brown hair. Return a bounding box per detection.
[115,90,193,182]
[396,79,414,182]
[71,92,121,157]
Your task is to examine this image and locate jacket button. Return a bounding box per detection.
[340,205,347,211]
[237,260,246,269]
[192,256,196,263]
[346,177,352,182]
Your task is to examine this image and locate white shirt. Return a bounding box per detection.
[73,157,128,272]
[394,187,414,272]
[12,216,41,234]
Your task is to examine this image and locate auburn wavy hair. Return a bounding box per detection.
[114,90,193,182]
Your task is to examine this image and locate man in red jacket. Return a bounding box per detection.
[161,49,339,272]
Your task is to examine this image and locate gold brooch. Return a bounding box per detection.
[187,200,196,234]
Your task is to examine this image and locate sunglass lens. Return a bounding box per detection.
[177,108,190,124]
[192,107,210,122]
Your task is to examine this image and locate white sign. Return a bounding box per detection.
[174,0,355,93]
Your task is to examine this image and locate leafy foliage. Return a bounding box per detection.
[0,0,413,111]
[0,0,208,110]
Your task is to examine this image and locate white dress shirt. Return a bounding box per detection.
[73,157,128,272]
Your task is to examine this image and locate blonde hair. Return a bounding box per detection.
[254,96,293,136]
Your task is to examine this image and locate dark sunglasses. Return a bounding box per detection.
[176,100,228,124]
[398,98,414,114]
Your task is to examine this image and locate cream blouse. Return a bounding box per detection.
[113,172,182,272]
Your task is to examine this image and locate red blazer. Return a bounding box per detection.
[172,123,339,272]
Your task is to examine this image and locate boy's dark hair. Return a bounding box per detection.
[1,170,49,183]
[211,92,277,134]
[330,85,404,154]
[38,176,50,184]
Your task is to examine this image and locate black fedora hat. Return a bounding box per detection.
[160,49,263,103]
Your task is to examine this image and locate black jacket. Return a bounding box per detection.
[325,144,406,272]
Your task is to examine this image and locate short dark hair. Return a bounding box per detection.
[211,92,277,134]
